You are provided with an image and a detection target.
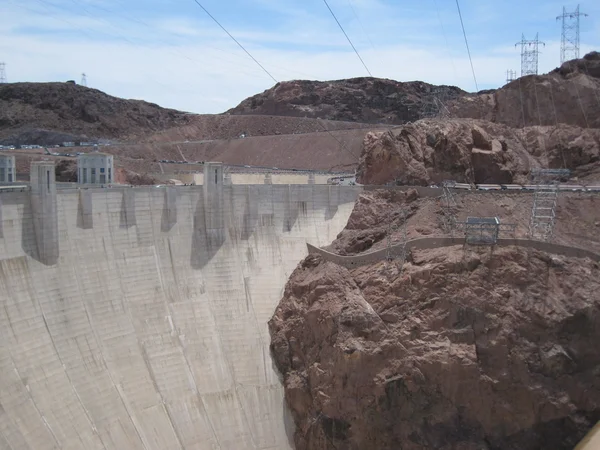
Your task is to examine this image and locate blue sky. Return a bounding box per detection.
[1,0,599,113]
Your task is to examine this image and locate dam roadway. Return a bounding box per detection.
[0,167,361,449]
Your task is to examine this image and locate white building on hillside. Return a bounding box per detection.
[78,152,113,185]
[0,155,16,183]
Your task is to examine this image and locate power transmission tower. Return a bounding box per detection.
[515,34,545,76]
[0,63,6,83]
[421,87,451,119]
[506,69,517,84]
[81,73,87,87]
[386,208,408,270]
[557,5,588,64]
[441,180,458,233]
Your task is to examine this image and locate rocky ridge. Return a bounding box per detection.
[230,52,600,129]
[0,82,192,144]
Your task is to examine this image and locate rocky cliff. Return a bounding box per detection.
[448,52,600,129]
[269,246,600,449]
[355,119,600,185]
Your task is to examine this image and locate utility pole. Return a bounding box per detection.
[557,5,588,64]
[506,69,517,84]
[515,33,545,76]
[0,63,6,83]
[81,73,87,87]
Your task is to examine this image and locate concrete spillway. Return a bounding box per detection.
[0,166,361,449]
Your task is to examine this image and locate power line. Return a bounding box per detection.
[190,0,278,84]
[432,0,458,83]
[322,0,373,77]
[454,0,478,91]
[346,0,375,51]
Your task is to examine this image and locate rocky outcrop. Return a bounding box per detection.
[355,119,600,185]
[269,245,600,449]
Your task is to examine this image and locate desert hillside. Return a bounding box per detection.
[230,52,600,129]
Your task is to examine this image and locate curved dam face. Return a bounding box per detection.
[0,175,360,449]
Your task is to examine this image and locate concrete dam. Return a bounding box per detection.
[0,163,361,449]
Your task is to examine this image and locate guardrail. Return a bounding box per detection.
[307,236,600,269]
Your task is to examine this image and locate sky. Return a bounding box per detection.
[1,0,599,114]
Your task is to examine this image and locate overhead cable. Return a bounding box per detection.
[191,0,278,84]
[346,0,375,50]
[322,0,373,77]
[454,0,479,92]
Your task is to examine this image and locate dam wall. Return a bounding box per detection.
[0,181,361,450]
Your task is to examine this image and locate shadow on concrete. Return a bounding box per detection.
[119,189,136,229]
[283,193,299,233]
[9,193,47,264]
[77,191,93,230]
[190,193,225,270]
[241,187,258,241]
[324,187,339,222]
[161,188,177,232]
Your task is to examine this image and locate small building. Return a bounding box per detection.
[77,152,114,185]
[0,155,16,183]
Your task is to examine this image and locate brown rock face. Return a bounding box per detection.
[228,78,466,124]
[269,246,600,449]
[355,119,600,185]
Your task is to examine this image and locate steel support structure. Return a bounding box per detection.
[0,63,6,84]
[529,169,570,241]
[441,180,457,233]
[81,73,87,87]
[421,88,451,119]
[515,34,545,76]
[506,69,517,84]
[557,5,588,65]
[386,209,407,268]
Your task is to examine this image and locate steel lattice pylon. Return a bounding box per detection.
[515,34,545,76]
[0,63,6,84]
[386,209,408,269]
[557,5,588,65]
[441,180,457,233]
[421,87,451,119]
[529,169,570,241]
[506,69,517,84]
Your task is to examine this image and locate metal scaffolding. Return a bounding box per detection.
[529,169,570,241]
